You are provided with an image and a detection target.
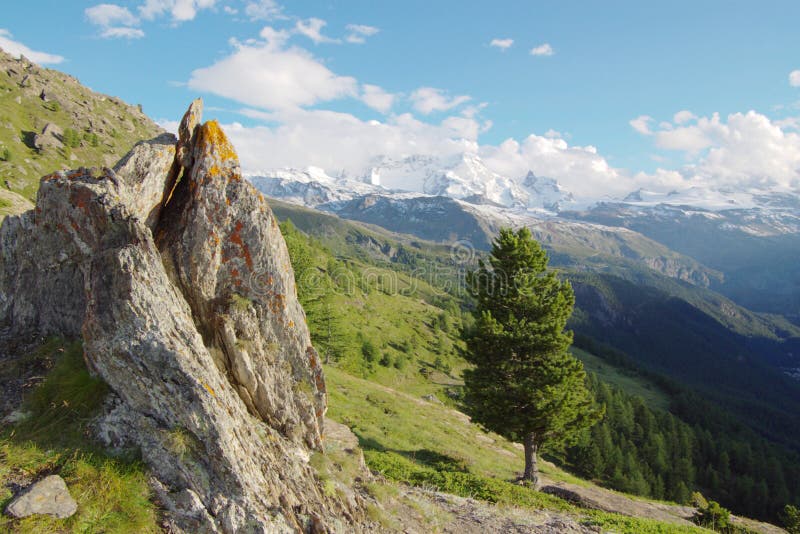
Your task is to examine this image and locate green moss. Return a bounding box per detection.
[230,293,253,312]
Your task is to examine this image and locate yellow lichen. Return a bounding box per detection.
[202,381,216,398]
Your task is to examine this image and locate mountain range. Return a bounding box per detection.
[249,154,800,322]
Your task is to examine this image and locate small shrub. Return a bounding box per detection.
[0,147,10,161]
[84,132,100,147]
[379,353,393,367]
[693,497,733,532]
[361,340,379,363]
[781,505,800,534]
[62,128,81,148]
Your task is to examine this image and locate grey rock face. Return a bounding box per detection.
[5,475,78,519]
[0,100,369,532]
[33,122,64,152]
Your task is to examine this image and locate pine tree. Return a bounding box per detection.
[463,227,602,488]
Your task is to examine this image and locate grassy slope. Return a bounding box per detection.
[572,347,670,411]
[0,340,158,533]
[0,49,162,215]
[325,367,709,534]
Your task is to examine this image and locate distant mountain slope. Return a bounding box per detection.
[564,200,800,320]
[0,48,163,207]
[269,200,800,447]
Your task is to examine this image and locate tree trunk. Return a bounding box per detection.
[523,431,540,489]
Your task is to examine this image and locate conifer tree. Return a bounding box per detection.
[464,227,602,488]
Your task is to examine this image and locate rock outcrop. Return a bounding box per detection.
[0,100,369,532]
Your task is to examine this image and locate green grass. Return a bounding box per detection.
[0,59,162,201]
[573,347,671,411]
[0,340,159,533]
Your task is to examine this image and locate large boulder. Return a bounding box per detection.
[0,100,369,533]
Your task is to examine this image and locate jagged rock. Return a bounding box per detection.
[176,97,202,169]
[5,475,78,519]
[0,100,372,532]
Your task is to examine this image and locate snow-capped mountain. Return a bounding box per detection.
[522,171,575,211]
[249,153,576,213]
[247,166,386,207]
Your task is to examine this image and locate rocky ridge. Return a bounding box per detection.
[0,100,371,532]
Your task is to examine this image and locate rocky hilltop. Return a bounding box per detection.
[0,100,370,532]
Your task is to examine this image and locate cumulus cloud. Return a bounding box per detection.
[86,3,139,26]
[530,43,554,56]
[345,24,379,44]
[361,84,395,113]
[0,29,64,64]
[480,136,627,197]
[85,3,144,38]
[629,115,653,135]
[187,33,357,110]
[244,0,282,21]
[637,110,800,191]
[295,18,339,44]
[410,87,471,115]
[490,38,513,50]
[139,0,217,22]
[223,108,475,178]
[791,70,800,87]
[673,110,697,124]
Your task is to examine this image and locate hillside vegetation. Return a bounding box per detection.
[276,207,800,528]
[0,49,162,213]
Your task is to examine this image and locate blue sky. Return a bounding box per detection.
[2,0,800,198]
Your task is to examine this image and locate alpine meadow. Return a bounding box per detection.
[1,2,800,533]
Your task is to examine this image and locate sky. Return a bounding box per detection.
[2,0,800,199]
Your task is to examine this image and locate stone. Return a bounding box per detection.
[5,475,78,519]
[0,100,373,533]
[33,122,64,152]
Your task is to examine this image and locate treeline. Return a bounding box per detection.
[565,373,800,521]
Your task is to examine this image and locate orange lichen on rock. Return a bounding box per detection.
[70,187,94,214]
[197,120,239,166]
[228,221,253,269]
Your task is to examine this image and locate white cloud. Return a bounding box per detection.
[138,0,217,22]
[0,29,64,64]
[187,36,357,110]
[86,3,144,38]
[655,125,712,153]
[791,70,800,88]
[361,84,395,113]
[345,24,379,44]
[101,27,146,39]
[673,110,697,125]
[637,110,800,191]
[480,136,627,197]
[490,38,513,50]
[223,108,476,177]
[410,87,471,115]
[530,43,554,57]
[86,4,139,27]
[629,115,653,135]
[295,18,339,44]
[223,6,238,15]
[244,0,282,21]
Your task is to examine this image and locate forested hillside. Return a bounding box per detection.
[273,202,800,526]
